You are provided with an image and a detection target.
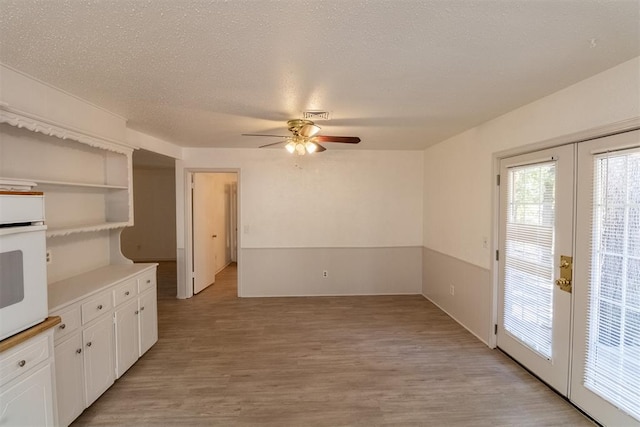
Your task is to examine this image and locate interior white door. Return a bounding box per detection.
[497,144,574,395]
[571,130,640,426]
[193,173,217,294]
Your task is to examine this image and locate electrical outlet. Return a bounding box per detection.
[322,270,328,278]
[449,285,455,296]
[46,250,52,264]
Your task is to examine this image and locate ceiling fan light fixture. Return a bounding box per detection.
[285,141,296,153]
[295,143,306,155]
[299,123,321,138]
[305,141,318,153]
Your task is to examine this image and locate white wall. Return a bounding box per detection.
[422,56,640,344]
[176,149,424,298]
[126,128,183,160]
[121,166,177,261]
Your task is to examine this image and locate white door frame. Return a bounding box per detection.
[490,118,640,350]
[183,168,241,299]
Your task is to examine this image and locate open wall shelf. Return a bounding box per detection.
[1,177,128,190]
[1,104,135,282]
[46,222,131,238]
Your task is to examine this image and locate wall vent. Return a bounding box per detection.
[302,111,331,121]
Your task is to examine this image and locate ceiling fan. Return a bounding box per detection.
[242,119,361,154]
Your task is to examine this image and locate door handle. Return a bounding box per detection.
[555,255,573,293]
[212,234,217,238]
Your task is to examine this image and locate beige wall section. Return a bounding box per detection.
[422,56,640,345]
[242,247,422,297]
[121,166,177,261]
[422,247,492,344]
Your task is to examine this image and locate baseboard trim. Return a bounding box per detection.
[215,261,233,274]
[422,292,491,347]
[130,258,177,263]
[244,292,421,298]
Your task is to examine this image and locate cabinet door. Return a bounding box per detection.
[54,334,85,427]
[82,315,114,406]
[139,288,158,356]
[0,363,56,427]
[114,299,139,378]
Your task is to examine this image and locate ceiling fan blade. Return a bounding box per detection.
[314,143,327,152]
[258,140,287,148]
[312,135,361,144]
[242,133,289,138]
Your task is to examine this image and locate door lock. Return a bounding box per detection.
[555,255,573,293]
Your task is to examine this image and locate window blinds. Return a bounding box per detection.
[584,149,640,421]
[503,162,556,359]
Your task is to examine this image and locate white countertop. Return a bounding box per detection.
[48,263,157,311]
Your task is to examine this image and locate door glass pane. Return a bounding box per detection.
[585,150,640,421]
[503,162,556,359]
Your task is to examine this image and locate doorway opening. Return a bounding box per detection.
[189,171,239,297]
[121,149,178,300]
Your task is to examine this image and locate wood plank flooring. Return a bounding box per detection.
[73,262,593,426]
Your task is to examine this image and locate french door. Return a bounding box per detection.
[571,131,640,426]
[498,130,640,426]
[497,144,574,394]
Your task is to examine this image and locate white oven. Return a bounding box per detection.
[0,189,48,341]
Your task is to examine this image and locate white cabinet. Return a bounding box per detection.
[54,334,84,427]
[0,364,56,427]
[0,326,57,427]
[82,315,114,406]
[114,299,139,378]
[139,288,158,356]
[49,264,157,426]
[113,274,159,377]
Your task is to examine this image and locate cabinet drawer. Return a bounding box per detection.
[51,307,81,343]
[0,334,49,386]
[113,279,137,307]
[138,271,156,293]
[81,292,112,325]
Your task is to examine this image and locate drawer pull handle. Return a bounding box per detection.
[86,342,92,347]
[76,348,82,354]
[135,310,139,315]
[125,291,130,296]
[146,279,151,284]
[140,306,145,311]
[59,323,66,330]
[18,360,26,368]
[97,304,103,310]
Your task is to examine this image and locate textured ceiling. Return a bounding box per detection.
[0,0,639,150]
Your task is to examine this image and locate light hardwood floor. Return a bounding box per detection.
[73,262,593,426]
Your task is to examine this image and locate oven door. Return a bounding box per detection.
[0,225,48,340]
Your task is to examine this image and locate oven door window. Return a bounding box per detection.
[0,250,25,308]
